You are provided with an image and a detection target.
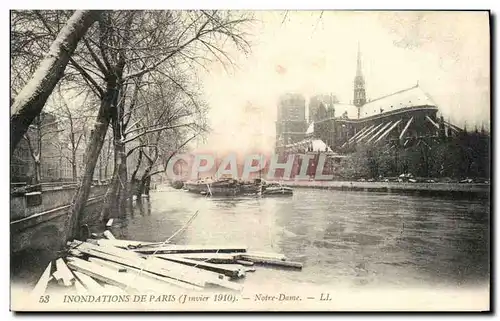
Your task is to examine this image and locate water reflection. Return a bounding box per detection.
[118,188,488,288]
[14,188,486,289]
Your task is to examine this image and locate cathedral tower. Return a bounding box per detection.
[353,43,366,117]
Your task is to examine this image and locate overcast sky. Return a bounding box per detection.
[194,11,490,154]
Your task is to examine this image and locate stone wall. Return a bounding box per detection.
[10,184,108,221]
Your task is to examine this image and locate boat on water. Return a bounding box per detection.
[260,182,293,197]
[183,176,293,197]
[170,180,184,189]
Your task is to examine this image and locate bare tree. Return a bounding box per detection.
[49,86,96,181]
[21,113,63,184]
[10,10,102,154]
[59,10,252,232]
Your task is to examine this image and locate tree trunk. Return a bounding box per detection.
[144,176,151,196]
[34,160,41,185]
[67,85,115,240]
[128,150,143,205]
[101,79,127,219]
[117,149,128,215]
[71,152,78,181]
[137,167,152,199]
[10,10,102,155]
[105,145,128,218]
[100,163,120,221]
[98,153,103,181]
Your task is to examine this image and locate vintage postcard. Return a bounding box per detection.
[10,10,490,311]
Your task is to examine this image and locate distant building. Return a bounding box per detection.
[11,111,62,183]
[275,44,462,155]
[273,44,464,179]
[308,94,339,123]
[275,93,307,146]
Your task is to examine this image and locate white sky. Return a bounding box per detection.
[198,11,490,155]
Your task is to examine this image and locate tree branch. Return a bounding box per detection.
[146,133,198,178]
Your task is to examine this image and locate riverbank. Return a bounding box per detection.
[283,180,490,197]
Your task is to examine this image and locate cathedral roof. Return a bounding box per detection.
[330,103,358,119]
[359,85,437,118]
[284,138,333,152]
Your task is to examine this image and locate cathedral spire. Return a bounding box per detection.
[356,42,362,77]
[353,42,366,110]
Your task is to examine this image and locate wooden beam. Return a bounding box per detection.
[236,260,255,266]
[53,258,76,287]
[73,241,244,291]
[106,219,114,228]
[73,278,88,294]
[87,257,201,290]
[399,117,414,140]
[156,255,245,279]
[242,251,287,260]
[73,241,218,288]
[238,255,303,269]
[375,119,402,143]
[133,245,248,254]
[67,257,159,294]
[103,230,116,240]
[366,122,392,143]
[153,252,239,264]
[96,238,166,249]
[73,271,104,293]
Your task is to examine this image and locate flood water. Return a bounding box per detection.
[109,187,490,289]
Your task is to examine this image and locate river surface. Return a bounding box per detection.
[109,187,489,290]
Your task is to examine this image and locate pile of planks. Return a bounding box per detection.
[31,230,303,296]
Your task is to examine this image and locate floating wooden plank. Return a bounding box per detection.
[106,219,114,228]
[103,284,127,294]
[155,252,238,264]
[97,239,164,250]
[133,244,248,254]
[73,271,104,293]
[238,255,303,270]
[73,278,88,294]
[53,258,75,287]
[235,260,254,266]
[239,251,287,261]
[89,257,129,272]
[77,243,242,291]
[30,261,52,300]
[103,230,116,240]
[156,255,244,279]
[212,264,256,273]
[67,257,159,294]
[73,242,208,287]
[69,249,84,257]
[87,257,201,291]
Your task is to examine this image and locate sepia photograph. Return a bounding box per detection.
[9,8,491,312]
